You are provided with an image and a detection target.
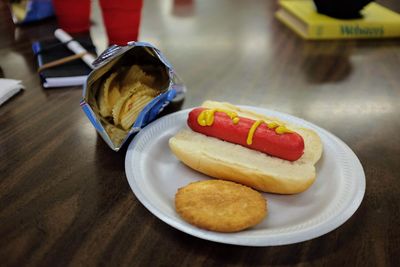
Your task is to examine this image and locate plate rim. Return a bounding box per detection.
[125,107,366,246]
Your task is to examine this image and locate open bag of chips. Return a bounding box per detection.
[81,42,186,151]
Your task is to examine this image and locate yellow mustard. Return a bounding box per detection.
[266,121,279,129]
[196,109,293,146]
[247,120,263,145]
[197,109,240,126]
[247,121,293,145]
[275,125,293,134]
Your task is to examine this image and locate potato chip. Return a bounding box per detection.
[120,95,154,130]
[108,84,121,108]
[112,85,141,126]
[113,82,159,126]
[98,89,108,117]
[104,123,128,146]
[120,81,143,97]
[121,65,155,88]
[132,82,159,98]
[98,72,119,117]
[97,64,160,133]
[112,93,131,126]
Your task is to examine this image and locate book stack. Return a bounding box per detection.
[275,0,400,39]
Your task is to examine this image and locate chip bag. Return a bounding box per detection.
[81,42,186,151]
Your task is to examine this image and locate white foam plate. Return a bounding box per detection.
[125,107,365,246]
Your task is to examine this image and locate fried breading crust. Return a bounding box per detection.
[175,180,267,232]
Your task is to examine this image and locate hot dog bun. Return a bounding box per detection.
[169,101,323,194]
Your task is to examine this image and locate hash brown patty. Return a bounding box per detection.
[175,180,267,232]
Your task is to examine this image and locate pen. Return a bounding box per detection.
[37,52,88,73]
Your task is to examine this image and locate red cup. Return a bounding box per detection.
[100,0,143,45]
[52,0,91,33]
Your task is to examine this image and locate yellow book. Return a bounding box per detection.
[275,0,400,39]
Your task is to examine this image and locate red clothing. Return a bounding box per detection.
[52,0,143,45]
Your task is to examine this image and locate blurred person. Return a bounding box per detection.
[52,0,143,45]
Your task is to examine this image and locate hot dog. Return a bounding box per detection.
[169,101,323,194]
[187,108,304,161]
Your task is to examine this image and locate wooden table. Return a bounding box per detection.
[1,0,400,266]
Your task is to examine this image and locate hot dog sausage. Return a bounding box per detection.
[187,108,304,161]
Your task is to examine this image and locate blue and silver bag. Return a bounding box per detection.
[81,42,186,151]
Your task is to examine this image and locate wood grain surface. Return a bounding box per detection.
[1,0,400,266]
